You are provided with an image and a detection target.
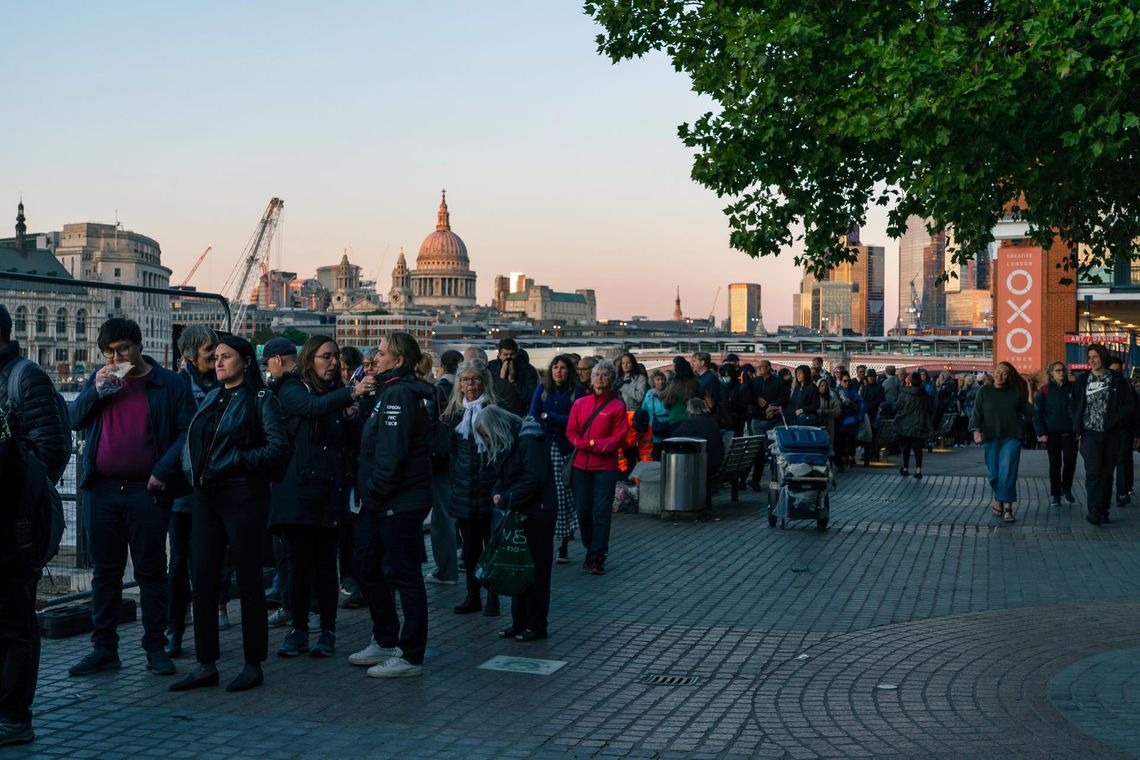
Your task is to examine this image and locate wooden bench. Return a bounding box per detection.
[713,434,768,502]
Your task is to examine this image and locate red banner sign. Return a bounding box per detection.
[995,246,1044,374]
[1065,334,1129,344]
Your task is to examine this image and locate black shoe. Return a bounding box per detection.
[225,665,264,693]
[582,555,594,571]
[497,626,522,639]
[899,468,909,477]
[1086,513,1102,526]
[556,543,569,564]
[590,556,607,576]
[0,719,34,747]
[169,669,219,692]
[146,649,177,676]
[68,648,121,677]
[339,591,366,609]
[453,594,482,614]
[913,470,922,480]
[164,630,183,659]
[1049,496,1062,507]
[311,630,335,658]
[483,596,501,617]
[515,628,547,642]
[1063,490,1076,504]
[1117,496,1131,507]
[276,628,310,657]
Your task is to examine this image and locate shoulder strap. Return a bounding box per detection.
[580,393,619,438]
[2,358,32,413]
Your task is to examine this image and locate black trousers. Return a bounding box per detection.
[191,480,269,666]
[457,514,494,596]
[168,511,192,635]
[1045,433,1078,497]
[0,570,38,725]
[511,512,555,635]
[338,519,355,583]
[899,435,924,470]
[1115,429,1134,498]
[1080,431,1116,518]
[280,525,339,634]
[354,507,430,665]
[273,536,292,613]
[84,482,170,654]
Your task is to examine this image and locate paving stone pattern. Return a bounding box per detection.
[12,448,1140,759]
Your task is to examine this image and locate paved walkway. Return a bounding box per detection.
[12,447,1140,759]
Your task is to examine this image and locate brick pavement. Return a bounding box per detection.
[9,447,1140,759]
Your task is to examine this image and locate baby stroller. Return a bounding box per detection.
[766,425,833,530]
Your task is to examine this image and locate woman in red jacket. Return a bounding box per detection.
[566,359,629,575]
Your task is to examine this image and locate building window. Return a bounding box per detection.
[14,306,27,335]
[75,349,88,363]
[113,296,122,310]
[114,267,121,278]
[55,348,68,363]
[35,307,48,335]
[76,309,87,336]
[56,308,68,335]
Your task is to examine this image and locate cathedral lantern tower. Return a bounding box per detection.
[388,247,413,311]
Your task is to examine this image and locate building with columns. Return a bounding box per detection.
[402,192,478,309]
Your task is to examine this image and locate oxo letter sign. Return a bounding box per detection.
[995,245,1044,374]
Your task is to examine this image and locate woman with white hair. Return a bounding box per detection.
[566,359,629,576]
[476,406,556,641]
[442,360,502,615]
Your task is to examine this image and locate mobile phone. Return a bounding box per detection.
[351,366,365,383]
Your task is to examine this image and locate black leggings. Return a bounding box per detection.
[457,515,493,597]
[900,435,924,469]
[280,525,339,634]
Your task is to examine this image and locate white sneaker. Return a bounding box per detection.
[424,572,456,585]
[268,609,291,628]
[366,656,422,678]
[308,612,321,634]
[218,609,230,630]
[348,638,401,667]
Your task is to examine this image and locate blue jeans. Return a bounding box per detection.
[84,482,171,654]
[571,468,619,559]
[983,438,1022,502]
[428,475,458,583]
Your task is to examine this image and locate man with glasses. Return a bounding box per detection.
[68,318,194,679]
[1033,361,1078,507]
[576,355,597,393]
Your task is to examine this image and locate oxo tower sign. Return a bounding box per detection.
[994,245,1045,374]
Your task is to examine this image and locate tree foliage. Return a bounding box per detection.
[585,0,1140,281]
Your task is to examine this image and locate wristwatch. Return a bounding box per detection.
[589,439,595,447]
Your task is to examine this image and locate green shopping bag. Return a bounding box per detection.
[474,510,535,596]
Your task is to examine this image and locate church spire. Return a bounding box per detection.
[436,189,450,231]
[15,199,27,254]
[673,286,683,321]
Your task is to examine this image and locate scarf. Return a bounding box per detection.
[456,395,488,453]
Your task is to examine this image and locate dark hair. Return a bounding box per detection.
[617,352,647,378]
[1087,343,1111,368]
[663,374,701,407]
[908,371,922,387]
[218,335,265,393]
[298,335,343,393]
[97,317,143,352]
[542,354,579,396]
[497,337,519,352]
[385,331,422,370]
[0,305,10,342]
[340,346,364,374]
[441,349,462,374]
[794,364,810,385]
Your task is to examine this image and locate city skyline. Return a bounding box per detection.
[6,2,904,328]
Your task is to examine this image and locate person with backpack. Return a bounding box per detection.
[1033,361,1078,507]
[269,336,372,660]
[170,336,290,693]
[0,304,70,748]
[68,318,194,681]
[566,359,629,576]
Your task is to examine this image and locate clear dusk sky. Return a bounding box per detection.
[6,1,899,329]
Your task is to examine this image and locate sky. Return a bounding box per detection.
[5,1,898,329]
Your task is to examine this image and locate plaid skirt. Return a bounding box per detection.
[551,442,579,540]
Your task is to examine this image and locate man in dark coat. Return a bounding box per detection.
[1071,345,1136,525]
[486,339,537,417]
[0,305,70,747]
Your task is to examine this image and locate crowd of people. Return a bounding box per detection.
[0,299,1137,746]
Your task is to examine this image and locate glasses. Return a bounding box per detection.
[460,376,482,385]
[1051,368,1065,374]
[102,344,134,359]
[315,352,341,362]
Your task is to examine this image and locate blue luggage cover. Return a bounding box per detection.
[773,426,830,453]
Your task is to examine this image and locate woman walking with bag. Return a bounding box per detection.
[269,336,370,659]
[443,360,503,616]
[529,354,584,565]
[480,406,556,642]
[172,336,290,693]
[894,372,934,479]
[566,360,629,576]
[969,361,1034,523]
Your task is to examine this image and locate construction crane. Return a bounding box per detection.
[178,244,213,287]
[708,286,721,325]
[221,198,284,332]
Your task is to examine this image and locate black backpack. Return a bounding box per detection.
[0,360,67,574]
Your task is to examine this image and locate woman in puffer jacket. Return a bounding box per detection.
[443,360,502,617]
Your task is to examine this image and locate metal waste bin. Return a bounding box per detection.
[660,437,707,513]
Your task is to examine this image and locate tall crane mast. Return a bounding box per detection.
[708,286,721,325]
[178,244,214,287]
[222,198,283,333]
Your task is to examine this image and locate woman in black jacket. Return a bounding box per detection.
[172,336,290,693]
[270,336,369,659]
[442,360,502,616]
[893,372,933,478]
[483,407,556,641]
[1033,361,1077,506]
[788,365,821,425]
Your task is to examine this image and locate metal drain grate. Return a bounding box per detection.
[639,674,700,686]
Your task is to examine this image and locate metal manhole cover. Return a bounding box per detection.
[639,675,700,686]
